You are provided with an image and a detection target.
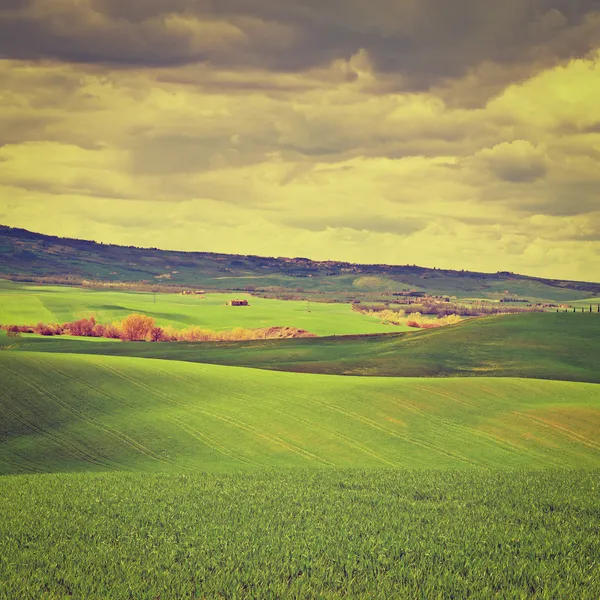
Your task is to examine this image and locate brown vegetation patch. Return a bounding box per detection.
[1,317,318,343]
[254,326,317,339]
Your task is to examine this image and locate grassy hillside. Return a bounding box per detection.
[2,351,599,474]
[4,312,600,383]
[2,318,599,597]
[3,226,600,599]
[2,225,599,299]
[2,470,599,599]
[0,279,400,336]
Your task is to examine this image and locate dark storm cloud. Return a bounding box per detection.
[130,133,243,175]
[3,175,135,200]
[1,0,599,92]
[0,115,58,145]
[544,181,600,216]
[128,128,284,175]
[582,122,600,134]
[0,0,32,8]
[487,155,548,183]
[479,178,600,217]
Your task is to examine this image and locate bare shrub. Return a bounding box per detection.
[120,314,156,341]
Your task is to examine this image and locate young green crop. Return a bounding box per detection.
[3,311,599,383]
[2,351,600,474]
[0,280,404,336]
[1,470,599,599]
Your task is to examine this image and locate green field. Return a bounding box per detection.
[0,279,402,336]
[2,470,599,599]
[2,352,600,473]
[2,279,600,598]
[570,297,600,308]
[4,312,599,383]
[1,350,600,597]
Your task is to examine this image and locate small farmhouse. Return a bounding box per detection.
[227,299,249,306]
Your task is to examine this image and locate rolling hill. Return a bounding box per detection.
[2,291,599,598]
[0,279,402,336]
[2,224,599,300]
[1,351,599,475]
[2,240,600,599]
[3,312,599,383]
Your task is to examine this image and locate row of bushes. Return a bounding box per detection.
[354,302,544,318]
[416,302,544,317]
[4,317,123,339]
[2,315,289,343]
[352,308,462,328]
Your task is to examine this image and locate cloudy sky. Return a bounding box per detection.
[1,0,600,280]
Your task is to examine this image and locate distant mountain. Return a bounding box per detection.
[1,225,599,301]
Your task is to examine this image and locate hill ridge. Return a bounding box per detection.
[2,312,599,383]
[2,224,600,295]
[2,350,599,474]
